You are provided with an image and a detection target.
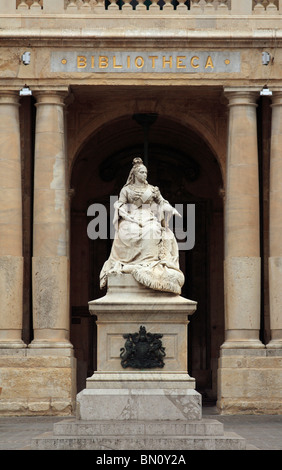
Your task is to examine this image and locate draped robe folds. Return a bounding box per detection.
[100,183,185,295]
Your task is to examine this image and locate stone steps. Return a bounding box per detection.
[31,419,247,450]
[32,431,246,450]
[53,418,225,437]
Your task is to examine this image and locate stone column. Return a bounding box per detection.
[30,89,72,348]
[222,88,264,349]
[0,91,25,348]
[267,91,282,349]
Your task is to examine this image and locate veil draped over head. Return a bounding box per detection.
[99,157,185,295]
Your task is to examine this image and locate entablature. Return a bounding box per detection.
[0,0,281,35]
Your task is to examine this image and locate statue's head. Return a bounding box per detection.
[126,157,148,185]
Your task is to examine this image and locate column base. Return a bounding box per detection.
[266,339,282,349]
[0,256,24,347]
[221,328,265,349]
[221,339,265,349]
[0,347,76,416]
[0,329,27,349]
[266,329,282,349]
[29,340,73,349]
[29,328,73,349]
[0,340,27,349]
[217,348,282,414]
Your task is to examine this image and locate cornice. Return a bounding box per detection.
[0,28,281,49]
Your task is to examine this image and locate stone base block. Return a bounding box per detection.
[86,372,196,389]
[217,348,282,414]
[0,348,76,416]
[31,419,246,450]
[76,388,202,421]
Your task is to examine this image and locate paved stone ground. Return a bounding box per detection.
[0,407,281,451]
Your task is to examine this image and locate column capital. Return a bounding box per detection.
[224,87,261,106]
[270,90,282,106]
[0,90,20,106]
[33,87,70,106]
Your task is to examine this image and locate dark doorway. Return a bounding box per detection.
[70,115,224,404]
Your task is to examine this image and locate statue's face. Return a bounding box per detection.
[135,165,147,183]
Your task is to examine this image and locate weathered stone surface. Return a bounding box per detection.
[217,349,282,414]
[76,388,202,421]
[0,348,76,416]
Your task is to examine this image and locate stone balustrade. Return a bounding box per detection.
[0,0,278,14]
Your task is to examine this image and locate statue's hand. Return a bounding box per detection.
[173,208,182,218]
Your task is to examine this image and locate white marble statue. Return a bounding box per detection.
[100,157,185,294]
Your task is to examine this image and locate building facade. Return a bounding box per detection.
[0,0,282,415]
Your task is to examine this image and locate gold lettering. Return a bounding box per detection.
[91,56,95,69]
[191,56,199,69]
[149,56,158,69]
[113,55,122,69]
[127,55,131,68]
[135,56,144,68]
[205,55,214,69]
[177,56,186,69]
[77,56,87,69]
[162,56,172,69]
[99,56,109,68]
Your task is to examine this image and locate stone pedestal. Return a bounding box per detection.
[32,274,247,450]
[77,273,202,427]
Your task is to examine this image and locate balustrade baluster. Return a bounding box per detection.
[147,0,160,11]
[253,0,265,13]
[30,0,42,10]
[176,0,188,12]
[217,0,228,13]
[11,0,278,18]
[266,0,278,13]
[135,0,146,11]
[93,0,106,12]
[162,0,173,12]
[81,0,92,10]
[122,0,133,11]
[66,0,78,10]
[204,0,215,12]
[17,0,29,9]
[108,0,119,10]
[190,0,201,12]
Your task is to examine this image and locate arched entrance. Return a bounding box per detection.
[70,111,224,404]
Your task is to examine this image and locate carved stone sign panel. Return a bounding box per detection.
[51,51,241,74]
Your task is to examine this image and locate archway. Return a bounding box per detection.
[70,112,224,404]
